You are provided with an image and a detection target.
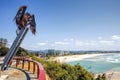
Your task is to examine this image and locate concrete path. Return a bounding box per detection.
[0,68,27,80]
[0,57,39,80]
[0,67,39,80]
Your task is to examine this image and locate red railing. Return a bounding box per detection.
[10,57,46,80]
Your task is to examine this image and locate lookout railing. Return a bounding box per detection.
[10,57,46,80]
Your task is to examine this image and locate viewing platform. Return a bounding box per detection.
[0,57,46,80]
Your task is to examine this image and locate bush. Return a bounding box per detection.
[32,56,94,80]
[16,47,29,56]
[96,74,106,80]
[0,46,9,56]
[0,46,29,56]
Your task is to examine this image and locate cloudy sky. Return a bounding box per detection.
[0,0,120,50]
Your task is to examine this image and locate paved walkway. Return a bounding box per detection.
[0,57,39,80]
[0,68,27,80]
[25,71,38,80]
[0,67,39,80]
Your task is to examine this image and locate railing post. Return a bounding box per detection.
[22,59,24,69]
[33,62,36,74]
[28,61,30,71]
[37,65,39,79]
[9,61,12,66]
[16,59,19,68]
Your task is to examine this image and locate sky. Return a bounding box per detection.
[0,0,120,51]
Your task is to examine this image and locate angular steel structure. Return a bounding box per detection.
[1,5,36,71]
[1,28,29,71]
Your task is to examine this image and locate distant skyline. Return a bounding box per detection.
[0,0,120,50]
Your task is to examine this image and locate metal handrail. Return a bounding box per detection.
[10,57,46,80]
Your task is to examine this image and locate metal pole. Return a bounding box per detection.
[1,27,29,71]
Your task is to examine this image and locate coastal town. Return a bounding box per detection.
[1,0,120,80]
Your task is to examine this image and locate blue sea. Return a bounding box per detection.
[68,53,120,74]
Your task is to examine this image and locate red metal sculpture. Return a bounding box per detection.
[1,5,36,71]
[14,5,36,35]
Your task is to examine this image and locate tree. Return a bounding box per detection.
[0,38,7,47]
[0,46,9,56]
[16,47,29,56]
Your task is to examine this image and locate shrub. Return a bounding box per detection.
[32,56,94,80]
[0,46,9,56]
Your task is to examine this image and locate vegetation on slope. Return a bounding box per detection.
[0,46,9,56]
[16,47,29,56]
[0,46,29,56]
[32,56,95,80]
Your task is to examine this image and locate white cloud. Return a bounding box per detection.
[70,38,74,41]
[37,42,48,46]
[54,41,69,45]
[75,40,95,46]
[7,42,12,48]
[89,41,98,45]
[20,35,120,50]
[98,37,102,40]
[75,41,84,46]
[21,44,40,50]
[99,40,114,45]
[64,38,68,41]
[75,40,114,46]
[28,45,38,48]
[112,35,120,40]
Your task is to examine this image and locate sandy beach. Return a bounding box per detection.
[1,54,119,80]
[54,54,120,80]
[54,53,104,63]
[105,68,120,80]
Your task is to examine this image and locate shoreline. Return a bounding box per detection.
[54,53,105,63]
[54,53,120,80]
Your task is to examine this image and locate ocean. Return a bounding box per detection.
[68,53,120,74]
